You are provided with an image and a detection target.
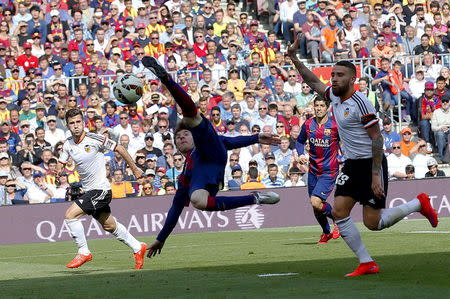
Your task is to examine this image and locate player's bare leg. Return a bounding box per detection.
[64,203,93,268]
[311,196,339,244]
[190,189,280,211]
[97,213,148,270]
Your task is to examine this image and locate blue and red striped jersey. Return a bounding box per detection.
[297,115,340,175]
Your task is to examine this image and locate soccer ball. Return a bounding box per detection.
[113,74,144,105]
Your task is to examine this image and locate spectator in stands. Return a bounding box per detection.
[425,158,446,178]
[251,101,276,133]
[0,121,20,154]
[381,117,400,155]
[274,137,292,173]
[399,127,417,158]
[224,153,240,185]
[431,95,450,161]
[412,139,430,179]
[404,164,415,180]
[262,163,285,188]
[419,81,441,144]
[23,171,53,204]
[284,166,305,187]
[44,115,65,148]
[228,165,244,191]
[422,54,443,82]
[403,26,420,55]
[414,34,438,56]
[138,181,156,196]
[321,14,339,63]
[435,76,450,100]
[52,171,70,202]
[387,141,412,180]
[371,35,394,68]
[240,166,265,190]
[111,169,135,199]
[166,152,184,188]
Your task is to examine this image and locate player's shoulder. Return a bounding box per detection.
[86,132,105,143]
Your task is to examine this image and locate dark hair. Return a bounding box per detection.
[105,100,117,110]
[359,77,369,83]
[165,181,176,189]
[267,163,278,170]
[405,164,415,174]
[289,166,301,175]
[436,76,446,82]
[48,158,57,165]
[248,167,259,179]
[335,61,356,76]
[313,95,330,107]
[65,108,83,123]
[268,103,278,110]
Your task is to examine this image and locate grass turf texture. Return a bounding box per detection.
[1,218,449,298]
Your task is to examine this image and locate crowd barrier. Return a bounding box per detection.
[0,178,449,245]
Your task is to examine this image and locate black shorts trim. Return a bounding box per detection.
[334,157,388,209]
[75,189,112,219]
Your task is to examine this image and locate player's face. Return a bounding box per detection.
[314,100,328,118]
[67,114,85,137]
[331,65,355,97]
[175,129,194,153]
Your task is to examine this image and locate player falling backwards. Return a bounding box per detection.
[60,108,147,269]
[141,56,281,258]
[288,35,438,277]
[297,96,340,244]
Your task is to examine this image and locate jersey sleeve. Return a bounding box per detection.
[88,133,117,153]
[296,123,308,155]
[354,93,378,129]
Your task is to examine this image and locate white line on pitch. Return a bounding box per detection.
[405,231,450,234]
[258,273,298,277]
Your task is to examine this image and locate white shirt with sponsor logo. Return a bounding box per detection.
[326,87,378,160]
[59,133,117,191]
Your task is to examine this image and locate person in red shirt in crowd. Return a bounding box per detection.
[68,27,87,58]
[128,103,144,121]
[106,4,125,28]
[419,81,441,144]
[115,25,134,61]
[210,106,227,135]
[246,20,266,49]
[237,12,250,36]
[192,29,208,58]
[435,76,450,100]
[16,43,38,72]
[278,104,299,135]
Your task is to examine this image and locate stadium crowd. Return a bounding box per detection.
[0,0,449,205]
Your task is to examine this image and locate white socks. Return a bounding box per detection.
[336,217,373,263]
[112,222,142,253]
[65,219,90,255]
[378,199,421,230]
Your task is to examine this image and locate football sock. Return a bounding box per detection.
[163,77,198,117]
[205,195,255,211]
[336,217,373,263]
[314,211,331,234]
[65,218,90,255]
[321,202,334,220]
[378,198,421,230]
[112,222,142,253]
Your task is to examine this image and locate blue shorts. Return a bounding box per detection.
[307,173,337,201]
[187,115,227,197]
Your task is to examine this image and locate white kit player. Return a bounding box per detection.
[60,108,147,269]
[288,35,438,277]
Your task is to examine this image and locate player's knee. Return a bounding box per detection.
[332,208,348,220]
[363,220,380,231]
[310,198,322,211]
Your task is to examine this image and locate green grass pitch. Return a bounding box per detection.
[1,218,449,298]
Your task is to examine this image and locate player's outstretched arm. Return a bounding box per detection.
[287,34,327,98]
[147,194,186,258]
[221,133,280,150]
[116,144,144,179]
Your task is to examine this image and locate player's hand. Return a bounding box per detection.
[258,133,281,146]
[132,167,144,180]
[147,239,164,258]
[287,34,300,59]
[299,154,308,164]
[371,173,385,199]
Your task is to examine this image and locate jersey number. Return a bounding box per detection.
[336,174,349,186]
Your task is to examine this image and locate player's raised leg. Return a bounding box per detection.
[64,203,92,268]
[372,193,438,230]
[190,189,280,211]
[97,212,148,270]
[142,56,200,126]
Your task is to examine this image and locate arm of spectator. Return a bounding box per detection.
[372,74,389,86]
[409,140,424,156]
[288,35,327,97]
[273,63,289,79]
[312,11,327,27]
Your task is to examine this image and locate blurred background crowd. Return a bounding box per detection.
[0,0,449,205]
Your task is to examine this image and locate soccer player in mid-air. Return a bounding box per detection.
[141,56,281,258]
[297,96,340,244]
[288,35,438,277]
[60,108,147,269]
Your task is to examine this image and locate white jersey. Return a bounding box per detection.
[326,87,378,160]
[59,132,117,191]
